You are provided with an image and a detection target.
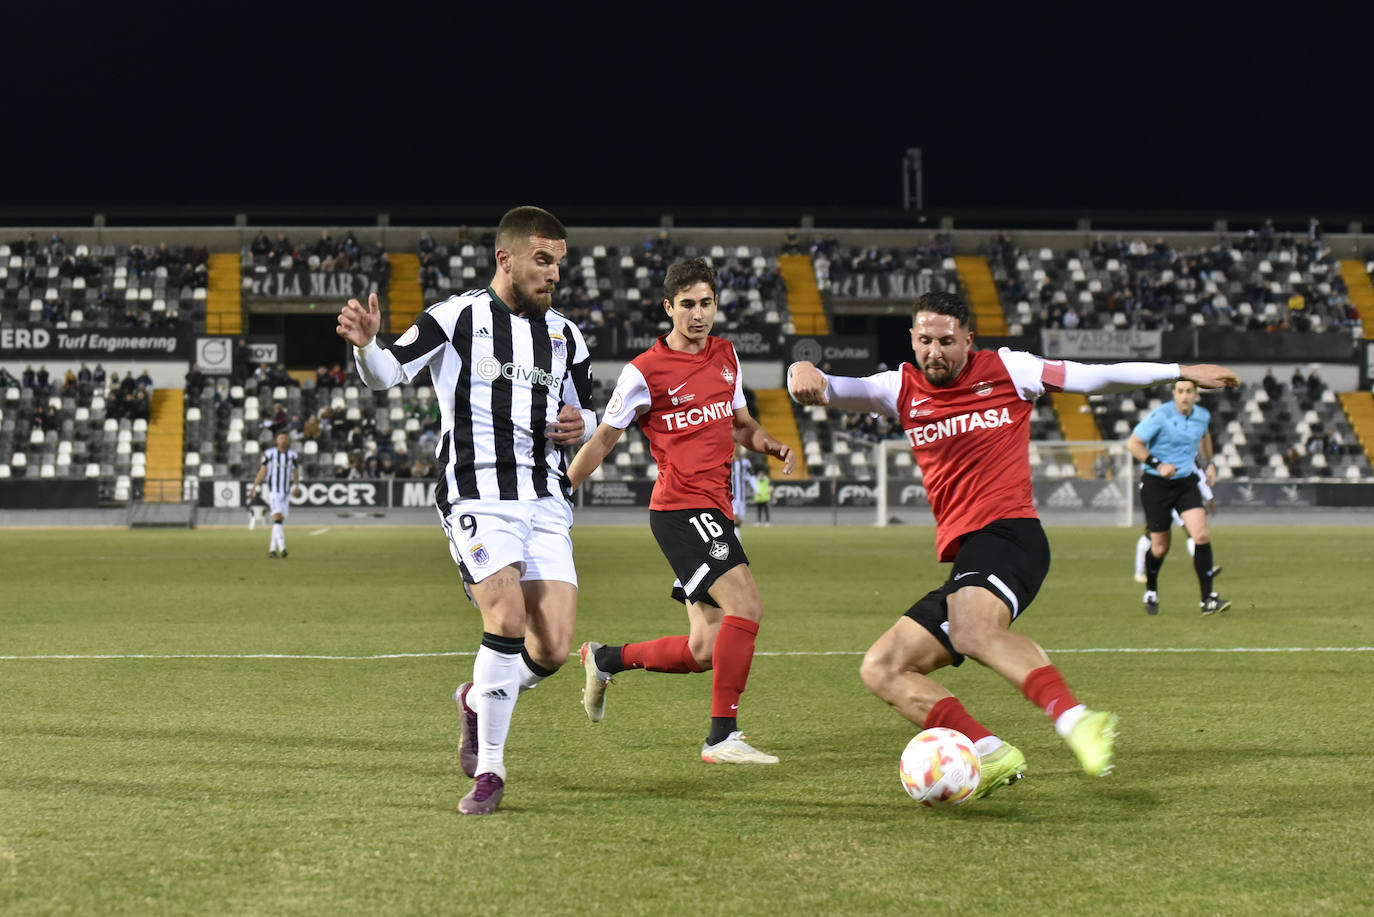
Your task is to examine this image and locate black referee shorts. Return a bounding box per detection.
[649,508,749,607]
[1139,471,1204,533]
[903,517,1050,667]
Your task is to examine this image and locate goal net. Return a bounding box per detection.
[872,437,1136,528]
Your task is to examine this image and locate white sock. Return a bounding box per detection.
[1054,703,1088,737]
[973,736,1004,757]
[273,523,285,553]
[470,645,521,780]
[1134,534,1150,575]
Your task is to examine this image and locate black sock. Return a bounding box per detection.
[1194,542,1214,599]
[520,649,558,679]
[594,644,626,674]
[708,716,737,746]
[1144,549,1164,591]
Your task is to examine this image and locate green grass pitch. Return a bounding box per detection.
[2,523,1372,915]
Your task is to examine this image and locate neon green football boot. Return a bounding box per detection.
[1066,710,1119,777]
[969,742,1026,800]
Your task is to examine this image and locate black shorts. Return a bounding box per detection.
[903,518,1051,667]
[1139,472,1204,533]
[649,508,749,608]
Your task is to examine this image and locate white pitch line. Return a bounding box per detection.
[0,647,1371,662]
[309,528,330,536]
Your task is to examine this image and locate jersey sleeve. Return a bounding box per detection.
[729,343,746,410]
[354,311,447,389]
[793,367,902,418]
[560,321,596,441]
[601,363,652,429]
[999,347,1183,399]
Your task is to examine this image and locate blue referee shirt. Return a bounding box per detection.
[1132,402,1211,479]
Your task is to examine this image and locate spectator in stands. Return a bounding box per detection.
[62,369,77,394]
[410,456,433,479]
[92,363,106,388]
[0,367,17,389]
[250,231,271,258]
[22,365,36,390]
[1259,218,1275,252]
[1307,371,1325,398]
[328,363,346,386]
[1308,217,1323,257]
[1262,369,1283,401]
[1290,368,1307,395]
[342,231,361,263]
[314,365,330,388]
[77,363,92,390]
[35,366,51,395]
[185,364,206,400]
[136,368,153,391]
[418,232,436,255]
[268,402,288,433]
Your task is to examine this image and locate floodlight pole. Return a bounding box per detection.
[902,148,923,211]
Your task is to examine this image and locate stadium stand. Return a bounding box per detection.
[989,234,1360,337]
[2,236,207,330]
[417,233,791,337]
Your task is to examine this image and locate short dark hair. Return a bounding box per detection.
[496,206,566,250]
[663,258,717,304]
[913,290,972,329]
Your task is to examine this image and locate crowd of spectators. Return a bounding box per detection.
[419,230,787,342]
[993,220,1361,335]
[247,230,389,280]
[3,234,208,329]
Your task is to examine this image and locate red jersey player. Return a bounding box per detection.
[789,291,1238,797]
[567,258,796,765]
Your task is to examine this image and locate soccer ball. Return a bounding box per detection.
[898,727,981,806]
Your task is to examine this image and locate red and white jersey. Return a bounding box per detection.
[600,335,746,517]
[819,348,1064,561]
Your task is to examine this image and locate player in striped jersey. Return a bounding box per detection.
[788,291,1238,796]
[247,431,301,558]
[337,206,595,815]
[568,258,797,765]
[729,445,756,536]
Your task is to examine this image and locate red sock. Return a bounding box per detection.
[924,696,992,743]
[621,635,703,674]
[1020,665,1080,721]
[710,616,758,717]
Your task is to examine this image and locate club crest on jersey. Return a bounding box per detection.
[720,366,735,385]
[972,380,995,397]
[549,333,566,359]
[396,325,420,347]
[469,543,490,566]
[708,540,729,561]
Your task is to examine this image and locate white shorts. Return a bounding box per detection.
[268,492,291,519]
[440,496,577,587]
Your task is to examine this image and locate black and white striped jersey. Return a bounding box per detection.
[353,286,595,512]
[259,448,300,495]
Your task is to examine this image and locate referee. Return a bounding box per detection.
[1128,379,1229,615]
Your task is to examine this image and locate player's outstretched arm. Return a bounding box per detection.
[566,422,625,492]
[337,292,381,347]
[1179,364,1241,390]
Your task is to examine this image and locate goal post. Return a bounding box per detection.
[874,438,1136,528]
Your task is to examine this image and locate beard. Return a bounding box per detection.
[510,282,552,318]
[921,360,959,387]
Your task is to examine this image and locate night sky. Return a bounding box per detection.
[10,5,1370,221]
